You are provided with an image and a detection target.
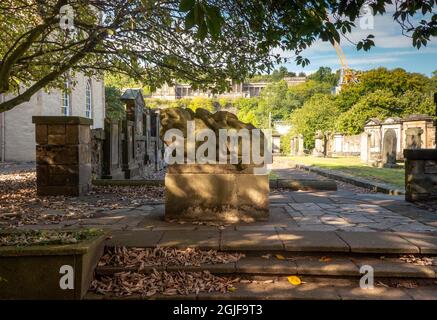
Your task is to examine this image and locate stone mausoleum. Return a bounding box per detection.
[361,115,435,167]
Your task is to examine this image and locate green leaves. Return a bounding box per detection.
[181,1,224,40]
[179,0,195,12]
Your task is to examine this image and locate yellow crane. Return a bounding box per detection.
[333,39,359,93]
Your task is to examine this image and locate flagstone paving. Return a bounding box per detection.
[3,159,436,235]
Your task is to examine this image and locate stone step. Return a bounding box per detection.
[106,230,437,255]
[95,254,437,279]
[85,275,437,300]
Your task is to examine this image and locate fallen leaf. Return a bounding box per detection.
[275,254,285,260]
[287,276,301,286]
[319,256,332,262]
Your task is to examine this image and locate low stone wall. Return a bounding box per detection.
[404,149,437,202]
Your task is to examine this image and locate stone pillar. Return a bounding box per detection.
[297,134,305,156]
[404,149,437,202]
[32,116,92,196]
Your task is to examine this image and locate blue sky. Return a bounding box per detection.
[280,8,437,77]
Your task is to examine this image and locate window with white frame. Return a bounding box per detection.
[85,79,92,118]
[61,79,71,116]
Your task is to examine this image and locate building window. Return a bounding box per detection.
[85,79,92,118]
[61,79,71,116]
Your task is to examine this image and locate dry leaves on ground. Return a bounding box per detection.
[90,270,239,297]
[99,247,245,268]
[399,255,434,266]
[0,229,102,246]
[0,170,164,228]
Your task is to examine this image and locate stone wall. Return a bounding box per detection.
[330,134,360,156]
[404,149,437,202]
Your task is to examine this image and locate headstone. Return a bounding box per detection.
[120,89,146,178]
[32,116,92,196]
[405,127,423,149]
[313,131,324,157]
[297,134,304,156]
[102,119,124,179]
[382,128,397,167]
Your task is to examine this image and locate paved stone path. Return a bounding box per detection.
[2,158,435,234]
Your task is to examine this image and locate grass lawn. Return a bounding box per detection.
[285,156,405,189]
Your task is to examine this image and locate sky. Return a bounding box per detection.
[280,7,437,77]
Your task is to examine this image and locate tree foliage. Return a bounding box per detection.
[307,67,339,86]
[105,86,125,120]
[1,0,435,112]
[290,94,341,149]
[336,90,401,135]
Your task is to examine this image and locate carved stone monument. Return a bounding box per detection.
[160,107,270,222]
[405,127,423,149]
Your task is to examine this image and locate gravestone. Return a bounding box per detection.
[120,89,146,179]
[360,132,370,163]
[102,119,124,179]
[297,134,305,156]
[313,131,324,157]
[382,128,397,167]
[161,108,270,222]
[405,127,423,149]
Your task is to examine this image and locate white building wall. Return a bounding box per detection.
[1,74,105,162]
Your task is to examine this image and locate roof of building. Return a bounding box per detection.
[120,88,143,100]
[365,118,382,126]
[403,114,434,121]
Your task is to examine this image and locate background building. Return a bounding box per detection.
[149,77,306,100]
[0,74,105,162]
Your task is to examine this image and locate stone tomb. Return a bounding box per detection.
[160,107,270,223]
[165,164,269,222]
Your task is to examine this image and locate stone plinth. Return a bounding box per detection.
[165,164,269,222]
[404,149,437,202]
[32,116,92,196]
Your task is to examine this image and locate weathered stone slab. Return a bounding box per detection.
[0,234,104,299]
[295,258,360,276]
[338,287,412,300]
[106,230,164,247]
[221,231,283,250]
[397,232,437,254]
[406,288,437,300]
[351,258,435,278]
[236,257,297,274]
[157,230,220,249]
[336,231,419,253]
[165,170,269,223]
[277,231,349,252]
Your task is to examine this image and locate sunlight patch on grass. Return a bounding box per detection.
[285,156,405,189]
